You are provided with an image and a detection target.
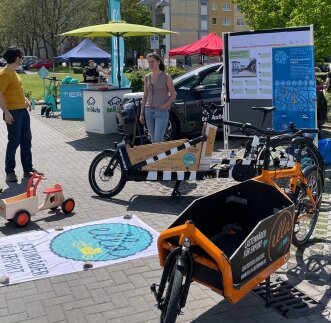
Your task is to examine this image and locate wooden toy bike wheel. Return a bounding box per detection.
[61,198,75,214]
[13,210,31,227]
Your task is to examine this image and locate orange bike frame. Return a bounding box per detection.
[254,161,316,206]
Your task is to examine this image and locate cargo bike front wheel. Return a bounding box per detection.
[151,240,194,323]
[160,264,185,323]
[88,151,126,198]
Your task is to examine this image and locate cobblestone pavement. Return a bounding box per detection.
[0,108,329,323]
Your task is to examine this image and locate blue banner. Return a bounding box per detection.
[272,46,316,131]
[109,0,130,87]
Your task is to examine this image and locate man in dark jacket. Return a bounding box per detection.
[83,59,100,83]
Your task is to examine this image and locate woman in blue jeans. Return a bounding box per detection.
[139,53,176,143]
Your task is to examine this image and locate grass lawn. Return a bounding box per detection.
[21,71,131,100]
[20,72,82,100]
[0,67,82,100]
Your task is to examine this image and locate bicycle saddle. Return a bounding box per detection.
[251,106,275,113]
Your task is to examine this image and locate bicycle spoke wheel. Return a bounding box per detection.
[88,151,126,198]
[292,169,322,247]
[269,136,324,181]
[160,261,185,323]
[258,136,325,190]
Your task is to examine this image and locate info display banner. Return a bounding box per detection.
[226,27,313,100]
[272,46,316,131]
[223,26,314,140]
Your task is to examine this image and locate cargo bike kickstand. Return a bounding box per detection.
[151,124,322,323]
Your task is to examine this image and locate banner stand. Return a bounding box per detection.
[222,25,316,148]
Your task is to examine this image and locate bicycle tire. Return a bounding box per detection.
[270,136,324,180]
[160,262,184,323]
[292,168,323,247]
[88,151,126,198]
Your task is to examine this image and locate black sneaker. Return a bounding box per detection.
[6,172,18,182]
[24,169,44,177]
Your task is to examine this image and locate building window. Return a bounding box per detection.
[212,3,217,10]
[222,18,231,25]
[222,3,231,11]
[201,4,207,15]
[237,18,245,26]
[237,5,242,12]
[201,19,207,30]
[212,18,217,25]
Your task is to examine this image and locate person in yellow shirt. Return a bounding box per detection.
[0,47,43,182]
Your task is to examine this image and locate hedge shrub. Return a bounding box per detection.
[128,67,186,92]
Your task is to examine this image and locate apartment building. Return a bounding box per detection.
[210,1,249,36]
[153,0,249,60]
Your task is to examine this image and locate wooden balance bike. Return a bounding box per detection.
[0,173,75,227]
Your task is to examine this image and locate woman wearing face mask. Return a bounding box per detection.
[139,53,176,143]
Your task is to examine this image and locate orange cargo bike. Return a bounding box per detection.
[151,123,322,323]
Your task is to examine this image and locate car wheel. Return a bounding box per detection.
[164,114,179,140]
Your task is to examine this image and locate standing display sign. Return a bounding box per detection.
[272,45,315,131]
[60,83,88,119]
[222,26,314,143]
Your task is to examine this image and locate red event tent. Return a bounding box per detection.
[169,33,223,57]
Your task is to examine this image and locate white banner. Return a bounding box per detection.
[0,215,159,285]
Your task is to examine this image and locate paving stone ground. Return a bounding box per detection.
[0,107,329,323]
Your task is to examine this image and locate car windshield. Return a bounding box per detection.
[173,63,221,85]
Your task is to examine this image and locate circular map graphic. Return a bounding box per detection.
[50,223,153,261]
[274,51,288,64]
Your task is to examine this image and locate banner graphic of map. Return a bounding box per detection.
[272,46,316,131]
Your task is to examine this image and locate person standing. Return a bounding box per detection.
[139,53,176,143]
[0,47,43,182]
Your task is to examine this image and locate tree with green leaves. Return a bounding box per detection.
[121,0,152,56]
[233,0,331,59]
[0,0,93,57]
[0,0,153,61]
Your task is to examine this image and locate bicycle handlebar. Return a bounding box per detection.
[221,119,319,137]
[45,77,61,81]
